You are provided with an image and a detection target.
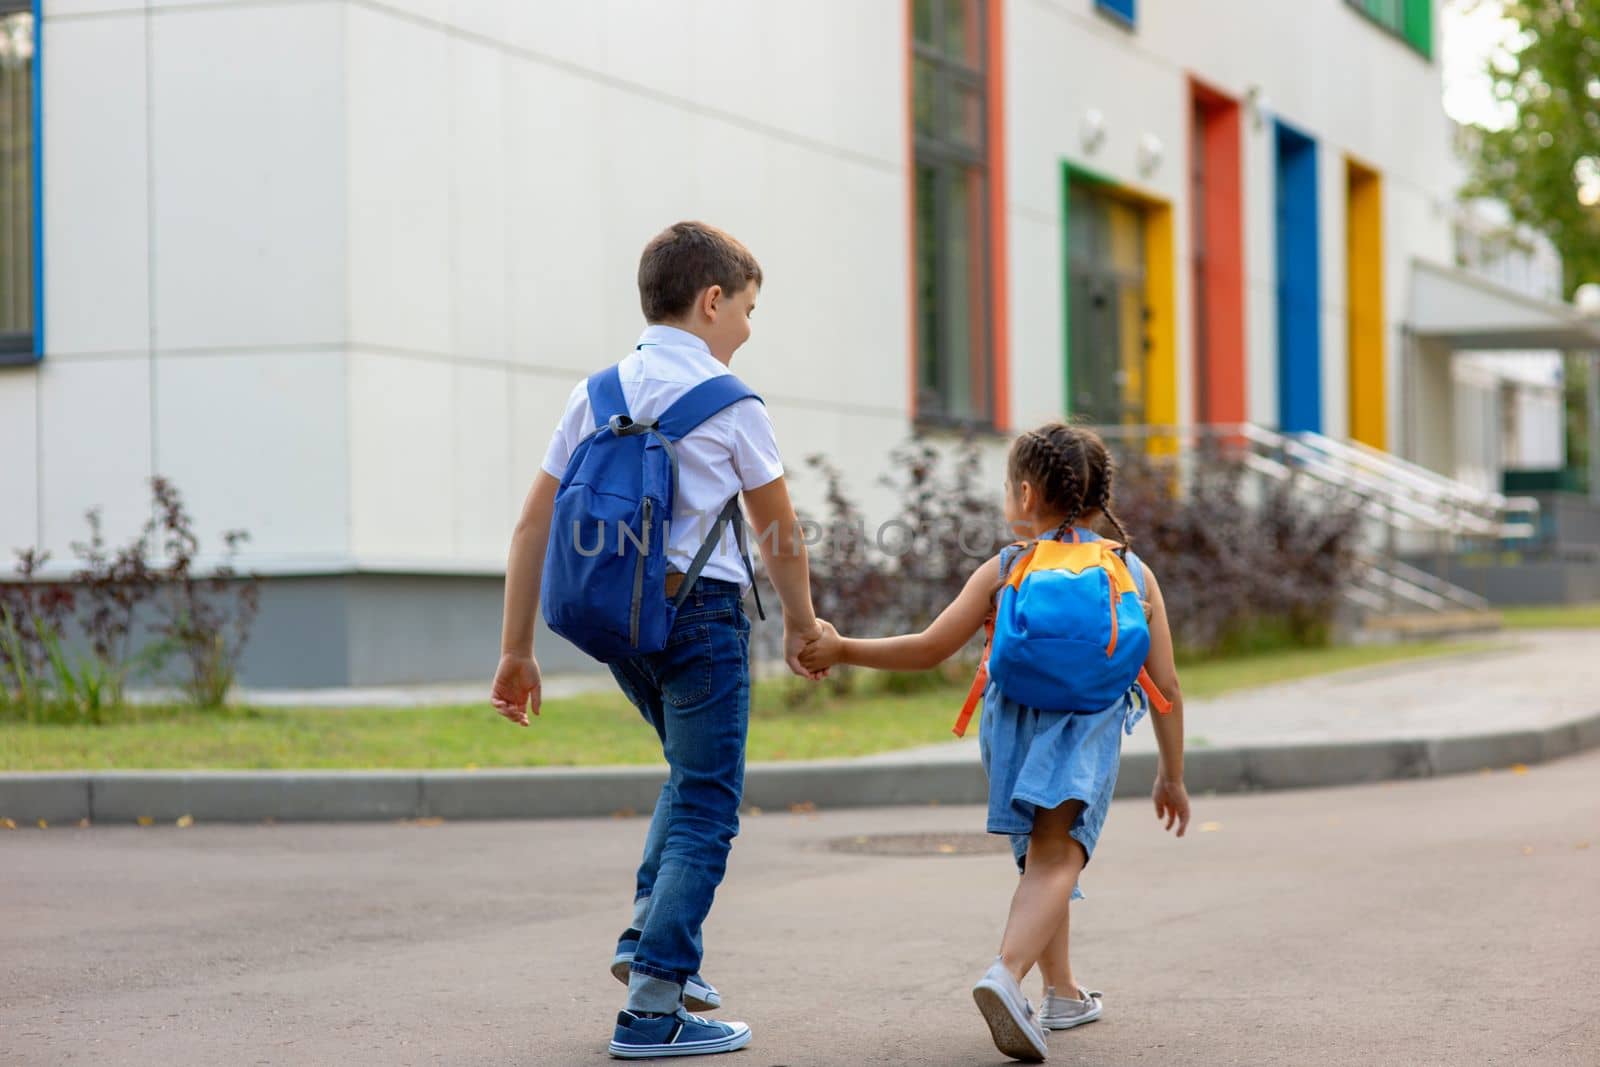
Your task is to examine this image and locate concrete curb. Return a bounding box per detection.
[4,711,1599,825]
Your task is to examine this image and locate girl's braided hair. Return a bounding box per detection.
[1007,423,1132,553]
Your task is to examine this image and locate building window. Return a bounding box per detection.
[912,0,994,427]
[1346,0,1432,60]
[1095,0,1136,29]
[0,0,39,362]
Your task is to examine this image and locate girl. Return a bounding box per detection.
[799,423,1189,1063]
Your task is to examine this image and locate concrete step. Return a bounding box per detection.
[1359,609,1504,642]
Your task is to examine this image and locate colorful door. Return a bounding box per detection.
[1067,180,1148,426]
[1275,121,1322,434]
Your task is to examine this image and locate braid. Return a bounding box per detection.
[1085,436,1133,556]
[1040,430,1086,530]
[1010,424,1090,542]
[1103,503,1132,556]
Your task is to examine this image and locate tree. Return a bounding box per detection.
[1463,0,1600,298]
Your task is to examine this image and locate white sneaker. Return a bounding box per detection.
[1040,986,1102,1030]
[972,958,1049,1062]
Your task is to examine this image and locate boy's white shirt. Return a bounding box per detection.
[540,324,785,590]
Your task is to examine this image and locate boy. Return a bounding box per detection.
[490,221,824,1060]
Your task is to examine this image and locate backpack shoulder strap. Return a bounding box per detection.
[952,616,994,738]
[997,540,1038,591]
[1125,549,1148,600]
[953,543,1030,737]
[1119,549,1173,715]
[658,377,768,620]
[656,374,761,441]
[586,365,628,429]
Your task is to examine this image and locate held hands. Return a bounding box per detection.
[490,652,542,727]
[784,617,829,681]
[1152,777,1191,837]
[797,619,843,674]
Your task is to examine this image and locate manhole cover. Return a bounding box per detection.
[827,832,1011,857]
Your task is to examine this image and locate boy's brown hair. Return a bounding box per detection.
[637,221,763,323]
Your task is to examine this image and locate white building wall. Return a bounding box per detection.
[14,0,1462,581]
[20,0,910,572]
[19,0,350,569]
[1447,201,1569,480]
[1006,0,1453,442]
[337,0,912,564]
[1513,385,1564,470]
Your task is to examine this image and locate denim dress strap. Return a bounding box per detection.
[1121,546,1151,735]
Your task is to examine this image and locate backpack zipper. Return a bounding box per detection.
[629,498,652,647]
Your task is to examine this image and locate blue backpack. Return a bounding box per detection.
[541,365,765,664]
[953,529,1169,736]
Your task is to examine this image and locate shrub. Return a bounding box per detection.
[0,478,260,720]
[146,478,261,708]
[1111,444,1363,657]
[774,434,1364,672]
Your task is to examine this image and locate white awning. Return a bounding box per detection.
[1408,259,1600,350]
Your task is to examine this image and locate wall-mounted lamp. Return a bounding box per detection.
[1137,133,1163,178]
[1081,109,1107,155]
[1244,85,1269,132]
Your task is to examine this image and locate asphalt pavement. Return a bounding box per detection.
[5,748,1598,1065]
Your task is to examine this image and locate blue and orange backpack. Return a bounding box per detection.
[953,529,1171,736]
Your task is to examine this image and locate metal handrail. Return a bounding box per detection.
[1091,421,1536,540]
[1084,421,1527,619]
[1336,434,1529,510]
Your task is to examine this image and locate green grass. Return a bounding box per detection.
[0,639,1490,771]
[1498,603,1600,630]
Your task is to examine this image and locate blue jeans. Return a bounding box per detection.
[608,578,750,1013]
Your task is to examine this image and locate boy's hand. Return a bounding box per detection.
[798,618,843,673]
[784,616,827,681]
[1152,777,1190,837]
[490,653,542,726]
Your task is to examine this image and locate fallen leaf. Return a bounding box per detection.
[1511,764,1529,775]
[36,819,47,829]
[937,843,957,854]
[1199,821,1223,833]
[412,817,445,827]
[1478,767,1493,776]
[788,801,817,815]
[77,818,90,829]
[610,809,637,819]
[1576,842,1590,851]
[465,763,479,772]
[137,816,154,827]
[0,817,14,830]
[1521,846,1534,856]
[176,815,195,828]
[747,806,763,816]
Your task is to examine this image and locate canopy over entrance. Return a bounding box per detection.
[1409,258,1600,350]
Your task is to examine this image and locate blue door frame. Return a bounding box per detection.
[1274,120,1320,433]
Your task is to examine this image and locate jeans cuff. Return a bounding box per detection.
[627,968,682,1014]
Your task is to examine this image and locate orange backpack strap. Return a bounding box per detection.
[1137,666,1173,715]
[952,617,994,737]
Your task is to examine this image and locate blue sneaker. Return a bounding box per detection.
[608,1009,752,1060]
[611,929,722,1012]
